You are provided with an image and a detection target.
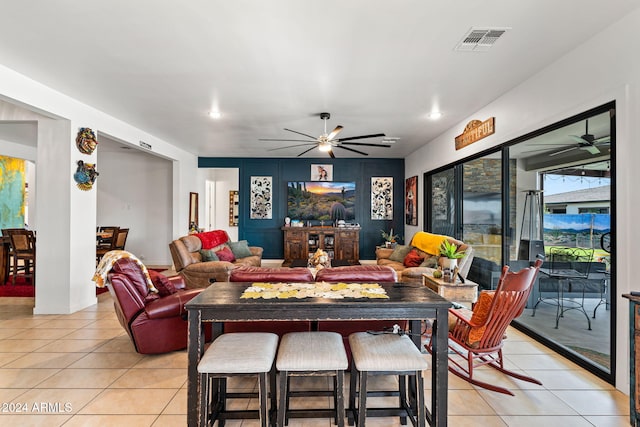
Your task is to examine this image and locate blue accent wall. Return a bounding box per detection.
[198,157,405,260]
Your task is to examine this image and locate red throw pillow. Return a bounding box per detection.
[148,270,177,297]
[196,230,229,249]
[403,249,424,267]
[216,246,236,262]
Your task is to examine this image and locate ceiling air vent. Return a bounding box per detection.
[455,27,510,52]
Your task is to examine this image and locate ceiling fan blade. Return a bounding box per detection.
[582,145,601,155]
[284,128,318,140]
[327,125,343,141]
[297,146,318,157]
[267,143,317,152]
[594,136,610,143]
[549,146,578,156]
[335,145,369,156]
[569,135,587,143]
[328,149,336,159]
[337,133,386,142]
[342,142,391,148]
[260,138,319,143]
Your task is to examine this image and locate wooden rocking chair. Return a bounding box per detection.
[426,258,543,395]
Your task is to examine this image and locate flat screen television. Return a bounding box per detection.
[287,181,356,221]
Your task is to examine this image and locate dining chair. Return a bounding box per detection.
[2,228,24,281]
[96,226,119,263]
[114,228,129,250]
[6,228,36,285]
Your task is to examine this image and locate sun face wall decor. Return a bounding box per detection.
[73,160,99,191]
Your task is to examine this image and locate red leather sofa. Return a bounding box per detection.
[107,257,211,354]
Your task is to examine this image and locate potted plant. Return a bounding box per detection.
[438,240,465,270]
[381,228,399,248]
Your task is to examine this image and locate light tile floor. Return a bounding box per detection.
[0,293,630,426]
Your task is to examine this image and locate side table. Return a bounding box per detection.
[422,271,478,308]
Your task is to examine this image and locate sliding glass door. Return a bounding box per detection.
[424,102,615,382]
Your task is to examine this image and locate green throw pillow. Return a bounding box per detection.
[228,240,253,259]
[420,256,439,268]
[388,245,412,263]
[200,249,219,262]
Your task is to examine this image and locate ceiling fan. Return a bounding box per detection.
[260,112,389,158]
[549,119,610,157]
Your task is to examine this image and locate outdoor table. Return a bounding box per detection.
[186,281,452,427]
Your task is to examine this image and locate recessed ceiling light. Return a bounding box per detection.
[209,111,222,119]
[428,111,442,120]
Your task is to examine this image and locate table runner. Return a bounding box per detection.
[240,282,389,299]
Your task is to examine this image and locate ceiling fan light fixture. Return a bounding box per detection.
[318,142,332,152]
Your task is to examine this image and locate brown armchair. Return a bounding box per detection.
[104,257,211,354]
[169,230,263,288]
[376,232,474,284]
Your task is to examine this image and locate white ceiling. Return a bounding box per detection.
[0,1,637,158]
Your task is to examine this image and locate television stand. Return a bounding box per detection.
[281,226,360,266]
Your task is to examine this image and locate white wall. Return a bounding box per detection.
[0,64,198,314]
[97,148,172,265]
[405,9,640,393]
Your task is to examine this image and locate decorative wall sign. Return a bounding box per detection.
[371,177,393,220]
[76,127,98,154]
[405,176,418,226]
[454,117,495,150]
[73,160,99,191]
[250,176,272,219]
[311,164,333,181]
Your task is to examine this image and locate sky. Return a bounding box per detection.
[543,175,610,196]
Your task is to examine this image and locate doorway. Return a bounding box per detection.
[204,168,239,240]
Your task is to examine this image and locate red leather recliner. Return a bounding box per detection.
[106,257,210,354]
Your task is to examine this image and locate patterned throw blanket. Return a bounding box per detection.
[410,231,448,256]
[92,250,158,293]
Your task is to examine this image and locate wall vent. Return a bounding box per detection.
[455,27,510,52]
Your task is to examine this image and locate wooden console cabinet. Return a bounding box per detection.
[282,226,360,265]
[624,293,640,426]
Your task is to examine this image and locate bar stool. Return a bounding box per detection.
[276,331,348,427]
[348,332,428,427]
[198,332,279,427]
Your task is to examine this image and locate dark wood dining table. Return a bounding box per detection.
[185,281,452,427]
